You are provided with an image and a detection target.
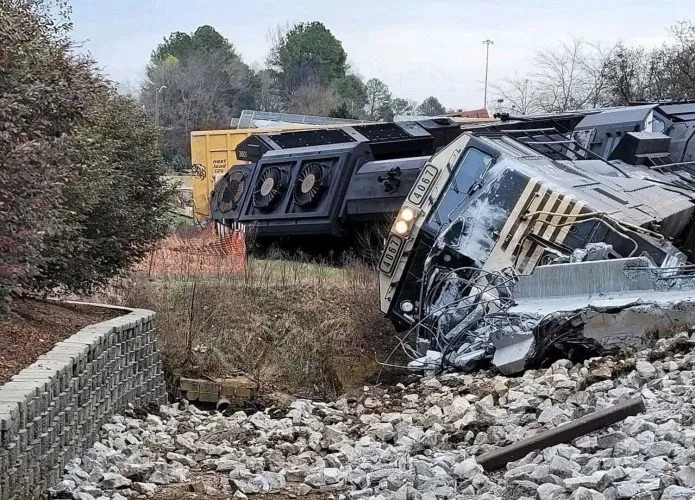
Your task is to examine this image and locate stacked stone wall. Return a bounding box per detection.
[0,306,166,499]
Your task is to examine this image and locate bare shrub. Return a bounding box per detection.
[286,79,338,116]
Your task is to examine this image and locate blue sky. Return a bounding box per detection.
[69,0,693,109]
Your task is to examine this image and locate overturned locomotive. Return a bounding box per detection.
[378,103,695,374]
[209,119,464,252]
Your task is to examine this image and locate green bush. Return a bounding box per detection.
[0,0,172,305]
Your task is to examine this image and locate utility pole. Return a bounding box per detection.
[155,85,167,127]
[482,40,494,110]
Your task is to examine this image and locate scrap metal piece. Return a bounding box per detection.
[407,350,442,372]
[528,314,606,368]
[490,329,534,375]
[483,257,695,374]
[477,396,646,471]
[570,242,614,263]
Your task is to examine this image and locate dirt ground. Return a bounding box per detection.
[0,298,120,384]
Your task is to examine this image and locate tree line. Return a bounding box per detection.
[492,21,695,115]
[140,23,448,170]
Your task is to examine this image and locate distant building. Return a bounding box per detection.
[449,108,491,119]
[395,108,493,123]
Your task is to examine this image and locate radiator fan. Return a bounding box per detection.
[293,162,330,208]
[252,166,287,210]
[217,170,247,212]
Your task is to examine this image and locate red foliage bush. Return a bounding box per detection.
[0,1,172,308]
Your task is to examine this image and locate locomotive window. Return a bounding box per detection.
[427,148,493,232]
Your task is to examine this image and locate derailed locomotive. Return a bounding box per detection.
[209,118,464,252]
[378,103,695,373]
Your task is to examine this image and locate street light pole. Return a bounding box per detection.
[482,40,494,109]
[155,85,167,127]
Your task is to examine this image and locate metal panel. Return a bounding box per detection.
[235,109,366,128]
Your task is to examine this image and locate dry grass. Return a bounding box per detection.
[97,257,400,400]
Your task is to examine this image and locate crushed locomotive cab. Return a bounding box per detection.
[379,103,695,374]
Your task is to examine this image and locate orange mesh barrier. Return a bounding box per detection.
[137,227,247,277]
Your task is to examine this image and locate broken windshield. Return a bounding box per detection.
[427,148,494,232]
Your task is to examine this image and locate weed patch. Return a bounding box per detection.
[97,258,402,399]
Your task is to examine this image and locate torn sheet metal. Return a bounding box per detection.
[509,257,695,364]
[439,257,695,375]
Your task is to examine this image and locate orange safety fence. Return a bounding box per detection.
[136,226,247,277]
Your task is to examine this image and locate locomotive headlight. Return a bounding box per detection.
[392,206,419,236]
[394,220,409,235]
[400,207,416,222]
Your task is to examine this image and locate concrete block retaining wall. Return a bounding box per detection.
[0,306,167,499]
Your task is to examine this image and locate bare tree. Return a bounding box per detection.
[662,21,695,99]
[252,68,283,112]
[602,44,655,105]
[364,78,392,120]
[532,37,613,112]
[493,37,614,115]
[286,80,337,116]
[491,76,542,115]
[266,23,291,56]
[601,23,695,105]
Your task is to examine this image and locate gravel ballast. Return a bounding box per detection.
[48,331,695,500]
